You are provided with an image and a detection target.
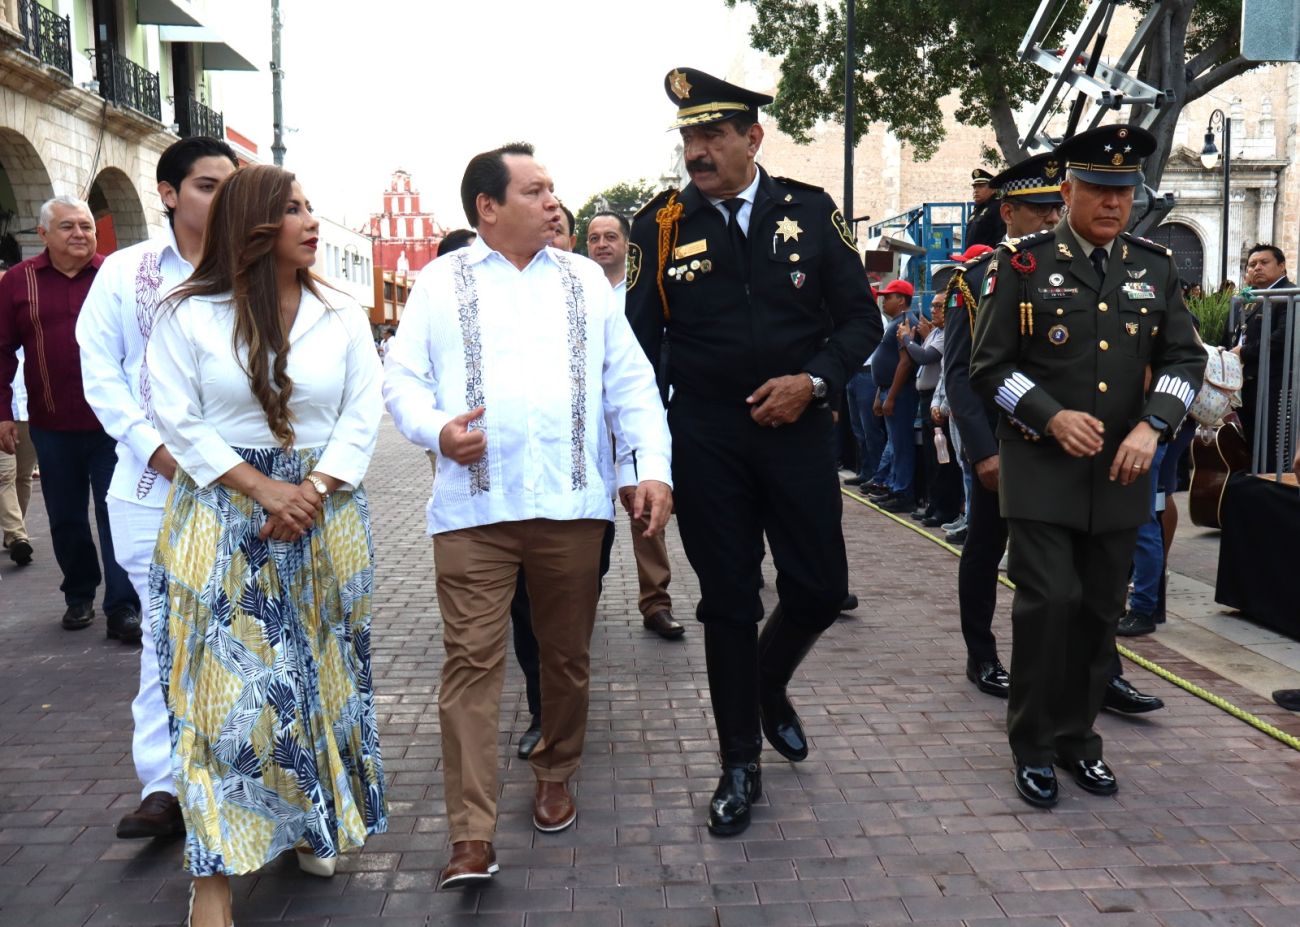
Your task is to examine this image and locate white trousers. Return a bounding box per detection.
[106,495,172,799]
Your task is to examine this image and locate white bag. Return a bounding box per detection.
[1188,344,1243,426]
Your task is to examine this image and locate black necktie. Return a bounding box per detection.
[722,197,748,270]
[1090,247,1107,283]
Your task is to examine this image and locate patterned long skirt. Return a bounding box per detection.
[150,446,387,877]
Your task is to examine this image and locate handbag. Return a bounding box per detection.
[1187,343,1243,426]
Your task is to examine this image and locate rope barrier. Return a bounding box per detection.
[841,486,1300,752]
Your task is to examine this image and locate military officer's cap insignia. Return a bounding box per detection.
[1126,322,1139,335]
[663,67,773,130]
[626,242,642,290]
[668,69,692,100]
[790,270,806,289]
[831,209,857,253]
[1047,324,1070,345]
[1044,160,1060,179]
[776,217,803,242]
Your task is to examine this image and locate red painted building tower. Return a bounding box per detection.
[368,169,444,275]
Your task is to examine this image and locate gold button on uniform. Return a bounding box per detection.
[1099,340,1109,350]
[789,253,800,263]
[1056,307,1064,316]
[1098,382,1108,393]
[1098,301,1108,312]
[1140,307,1148,314]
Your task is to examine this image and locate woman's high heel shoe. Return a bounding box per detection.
[295,848,338,878]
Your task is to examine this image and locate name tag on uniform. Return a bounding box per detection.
[1036,286,1079,299]
[674,239,708,260]
[1122,282,1156,300]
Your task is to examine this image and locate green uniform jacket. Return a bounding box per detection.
[969,221,1205,534]
[624,167,880,405]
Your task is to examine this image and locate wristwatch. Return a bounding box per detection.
[806,374,828,400]
[1141,415,1169,438]
[306,474,330,499]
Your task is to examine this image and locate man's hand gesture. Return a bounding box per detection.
[439,406,487,465]
[1046,410,1105,458]
[632,480,673,537]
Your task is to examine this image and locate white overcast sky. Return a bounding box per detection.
[278,0,757,231]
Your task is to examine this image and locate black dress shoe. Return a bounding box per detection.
[866,488,894,502]
[708,763,761,836]
[910,505,929,521]
[1014,762,1058,808]
[517,716,542,759]
[880,495,916,513]
[843,475,866,486]
[839,594,858,613]
[106,606,143,644]
[862,481,890,495]
[966,658,1010,698]
[8,538,33,565]
[945,527,968,545]
[1103,676,1163,714]
[643,609,686,639]
[61,602,94,631]
[116,791,185,839]
[1060,758,1118,795]
[1116,610,1156,636]
[1273,690,1300,711]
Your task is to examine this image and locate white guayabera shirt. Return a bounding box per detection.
[382,235,671,536]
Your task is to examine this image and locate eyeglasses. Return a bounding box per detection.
[1016,202,1063,218]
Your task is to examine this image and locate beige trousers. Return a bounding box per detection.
[0,421,36,546]
[433,517,606,843]
[628,513,672,616]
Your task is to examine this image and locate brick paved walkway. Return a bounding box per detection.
[2,419,1300,926]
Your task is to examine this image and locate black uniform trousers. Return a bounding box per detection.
[669,397,848,630]
[958,475,1006,664]
[1005,518,1138,765]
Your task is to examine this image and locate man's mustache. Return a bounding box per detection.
[686,159,716,174]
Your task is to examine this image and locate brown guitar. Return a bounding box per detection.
[1189,417,1251,529]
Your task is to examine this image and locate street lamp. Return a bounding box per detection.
[1200,109,1231,288]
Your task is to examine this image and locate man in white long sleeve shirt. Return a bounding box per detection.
[76,136,237,840]
[384,143,673,890]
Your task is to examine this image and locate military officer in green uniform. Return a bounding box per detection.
[625,68,880,836]
[969,125,1204,808]
[965,168,1006,248]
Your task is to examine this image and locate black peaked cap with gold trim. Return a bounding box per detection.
[990,151,1065,206]
[971,168,995,185]
[664,67,773,130]
[1055,124,1156,187]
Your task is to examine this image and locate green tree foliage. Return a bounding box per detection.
[726,0,1259,186]
[572,180,659,256]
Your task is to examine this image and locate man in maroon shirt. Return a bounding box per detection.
[0,195,140,639]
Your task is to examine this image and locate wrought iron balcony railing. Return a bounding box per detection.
[17,0,72,76]
[179,94,224,140]
[96,43,162,122]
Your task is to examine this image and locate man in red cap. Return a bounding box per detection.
[864,278,920,512]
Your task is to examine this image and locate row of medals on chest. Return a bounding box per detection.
[1035,271,1158,346]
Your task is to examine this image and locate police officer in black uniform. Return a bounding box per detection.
[965,168,1006,248]
[944,151,1167,717]
[969,126,1204,808]
[626,68,880,836]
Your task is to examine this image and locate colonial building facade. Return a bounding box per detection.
[366,169,445,278]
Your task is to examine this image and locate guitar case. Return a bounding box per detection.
[1188,417,1251,529]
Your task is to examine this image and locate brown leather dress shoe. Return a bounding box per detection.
[643,609,685,639]
[438,840,498,890]
[533,780,576,833]
[116,791,185,839]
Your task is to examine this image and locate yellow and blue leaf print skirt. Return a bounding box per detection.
[150,446,388,877]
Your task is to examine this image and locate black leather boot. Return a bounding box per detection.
[756,605,821,762]
[704,623,762,836]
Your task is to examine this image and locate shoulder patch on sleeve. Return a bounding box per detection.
[771,176,824,193]
[831,209,858,253]
[626,242,642,291]
[633,188,676,220]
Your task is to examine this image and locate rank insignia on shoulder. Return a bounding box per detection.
[1048,324,1069,345]
[627,242,642,289]
[831,209,857,252]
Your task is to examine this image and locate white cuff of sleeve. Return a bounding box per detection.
[616,460,639,488]
[125,423,165,471]
[187,437,246,490]
[631,453,671,488]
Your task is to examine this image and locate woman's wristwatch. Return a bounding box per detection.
[306,473,330,499]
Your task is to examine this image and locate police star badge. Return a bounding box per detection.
[790,270,806,289]
[776,216,803,242]
[668,69,692,100]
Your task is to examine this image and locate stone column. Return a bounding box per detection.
[1229,188,1248,284]
[0,0,20,35]
[1258,186,1277,245]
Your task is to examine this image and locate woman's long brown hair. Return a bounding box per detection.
[166,164,327,449]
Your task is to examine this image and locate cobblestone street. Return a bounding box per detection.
[2,418,1300,927]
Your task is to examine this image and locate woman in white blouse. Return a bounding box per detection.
[147,165,386,927]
